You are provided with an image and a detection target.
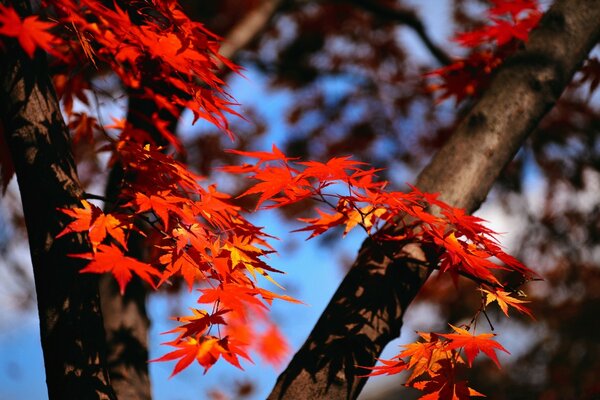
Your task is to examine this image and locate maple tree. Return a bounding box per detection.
[0,0,599,399]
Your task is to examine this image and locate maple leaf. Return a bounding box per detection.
[480,288,534,318]
[176,309,230,339]
[128,191,184,229]
[73,244,161,294]
[0,5,61,58]
[436,232,502,285]
[223,236,282,287]
[153,335,251,376]
[198,284,269,320]
[238,165,297,208]
[489,0,540,18]
[413,374,485,400]
[295,208,346,239]
[256,287,302,306]
[256,325,289,366]
[343,205,387,235]
[400,333,456,384]
[158,248,205,290]
[299,156,366,181]
[440,325,509,368]
[360,357,408,377]
[227,144,293,165]
[57,200,129,251]
[68,112,99,144]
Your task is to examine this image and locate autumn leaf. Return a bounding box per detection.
[128,191,184,229]
[295,208,346,239]
[359,357,408,377]
[343,205,387,235]
[480,288,534,318]
[57,200,129,251]
[68,112,99,144]
[299,156,366,181]
[152,335,251,376]
[227,144,293,165]
[413,374,485,400]
[256,324,289,366]
[400,333,456,384]
[0,5,61,58]
[440,325,509,368]
[176,309,230,339]
[237,165,297,208]
[198,284,269,319]
[73,243,161,294]
[223,236,282,287]
[158,248,205,290]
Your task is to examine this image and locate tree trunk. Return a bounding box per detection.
[0,4,115,400]
[267,0,600,398]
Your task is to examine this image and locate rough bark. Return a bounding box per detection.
[267,1,600,399]
[0,5,115,400]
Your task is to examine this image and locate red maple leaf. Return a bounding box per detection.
[227,144,293,165]
[176,309,230,339]
[360,357,408,377]
[413,373,485,400]
[256,324,289,366]
[73,244,161,294]
[0,5,61,58]
[299,156,366,181]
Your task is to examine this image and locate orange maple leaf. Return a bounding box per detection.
[57,200,129,251]
[480,288,534,318]
[152,335,251,376]
[400,333,456,384]
[440,325,509,368]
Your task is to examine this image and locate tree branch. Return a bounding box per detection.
[218,0,287,65]
[347,0,452,65]
[267,1,600,398]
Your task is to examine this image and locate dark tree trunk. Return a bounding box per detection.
[267,0,600,398]
[0,4,115,400]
